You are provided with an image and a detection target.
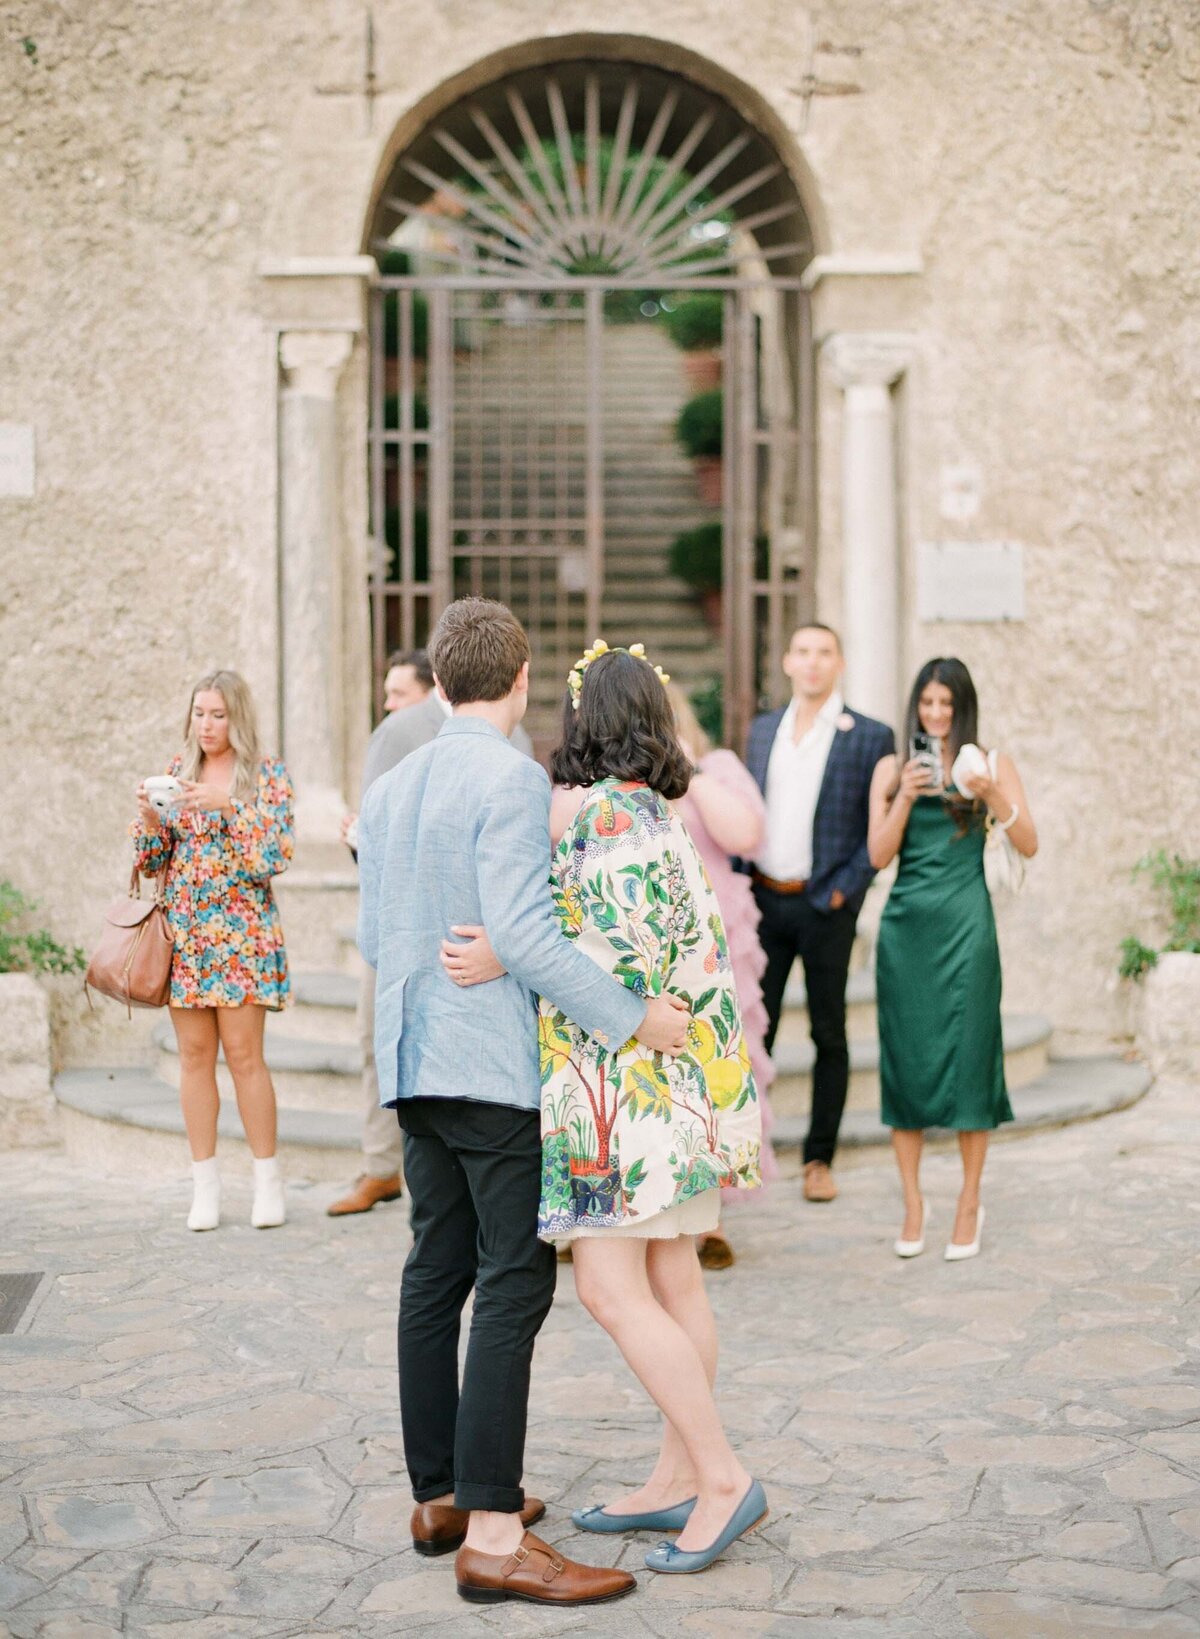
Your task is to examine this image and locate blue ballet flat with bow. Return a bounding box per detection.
[643,1479,768,1573]
[571,1497,697,1534]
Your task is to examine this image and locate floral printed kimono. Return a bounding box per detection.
[538,778,762,1240]
[130,756,294,1010]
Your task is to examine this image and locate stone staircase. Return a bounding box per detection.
[55,877,1151,1181]
[449,317,721,725]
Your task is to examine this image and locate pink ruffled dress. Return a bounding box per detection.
[675,750,778,1191]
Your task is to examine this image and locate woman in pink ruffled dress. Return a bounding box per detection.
[664,687,777,1265]
[548,684,776,1268]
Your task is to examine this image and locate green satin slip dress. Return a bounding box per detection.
[877,794,1013,1132]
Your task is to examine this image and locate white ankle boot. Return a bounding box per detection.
[251,1156,286,1228]
[188,1157,221,1232]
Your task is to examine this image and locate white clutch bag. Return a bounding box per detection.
[980,749,1025,899]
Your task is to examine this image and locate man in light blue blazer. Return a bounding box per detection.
[357,598,688,1609]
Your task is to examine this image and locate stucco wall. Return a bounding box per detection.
[2,1,1197,1063]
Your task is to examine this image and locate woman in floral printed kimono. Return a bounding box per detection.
[443,643,768,1575]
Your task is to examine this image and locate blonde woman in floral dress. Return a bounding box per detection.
[131,669,294,1232]
[444,645,767,1576]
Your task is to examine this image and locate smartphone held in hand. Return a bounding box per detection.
[910,733,944,792]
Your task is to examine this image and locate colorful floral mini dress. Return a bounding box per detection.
[130,756,294,1010]
[538,778,762,1242]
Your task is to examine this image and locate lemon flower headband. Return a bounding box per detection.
[567,639,670,710]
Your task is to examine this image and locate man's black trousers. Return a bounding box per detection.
[754,886,858,1167]
[395,1097,556,1514]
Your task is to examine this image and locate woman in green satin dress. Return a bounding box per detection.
[868,659,1038,1261]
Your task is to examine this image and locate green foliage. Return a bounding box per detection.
[381,276,429,359]
[0,882,86,975]
[661,292,723,351]
[1119,851,1200,980]
[668,525,770,594]
[1118,937,1158,982]
[675,389,723,459]
[669,522,723,593]
[384,505,429,581]
[383,391,429,431]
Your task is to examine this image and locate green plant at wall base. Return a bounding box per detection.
[0,882,86,975]
[1118,851,1200,979]
[662,292,723,352]
[675,389,723,459]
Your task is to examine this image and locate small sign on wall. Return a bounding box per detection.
[0,425,35,497]
[917,541,1025,622]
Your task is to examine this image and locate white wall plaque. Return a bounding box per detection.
[0,424,35,497]
[917,541,1025,622]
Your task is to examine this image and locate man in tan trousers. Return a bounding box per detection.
[327,652,533,1216]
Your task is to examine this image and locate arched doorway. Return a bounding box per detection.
[364,51,818,750]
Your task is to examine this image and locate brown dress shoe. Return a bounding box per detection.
[803,1161,838,1203]
[326,1174,403,1217]
[698,1232,736,1270]
[456,1531,636,1606]
[410,1496,545,1557]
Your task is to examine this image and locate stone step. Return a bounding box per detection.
[273,872,362,971]
[285,970,362,1044]
[772,1056,1154,1151]
[770,1013,1053,1120]
[152,1018,361,1114]
[54,1069,359,1185]
[777,969,877,1044]
[52,1053,1152,1186]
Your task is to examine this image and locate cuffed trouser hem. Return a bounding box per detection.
[412,1479,456,1504]
[454,1481,525,1514]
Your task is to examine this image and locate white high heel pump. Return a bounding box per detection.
[893,1199,929,1258]
[945,1204,985,1261]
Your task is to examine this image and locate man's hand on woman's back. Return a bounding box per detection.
[635,993,691,1055]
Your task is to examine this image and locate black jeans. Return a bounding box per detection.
[395,1097,556,1514]
[754,886,858,1167]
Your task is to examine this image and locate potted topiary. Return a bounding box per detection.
[662,293,724,392]
[1119,851,1200,1074]
[675,389,724,507]
[668,521,724,631]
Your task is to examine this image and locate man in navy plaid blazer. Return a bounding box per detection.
[745,625,894,1201]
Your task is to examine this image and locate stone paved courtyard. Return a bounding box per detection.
[2,1078,1199,1638]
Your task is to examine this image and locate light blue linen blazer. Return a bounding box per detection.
[356,716,646,1113]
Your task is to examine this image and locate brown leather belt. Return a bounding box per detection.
[752,868,809,896]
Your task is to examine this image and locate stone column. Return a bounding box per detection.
[278,330,354,843]
[823,334,912,724]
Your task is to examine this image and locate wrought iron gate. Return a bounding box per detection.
[367,63,815,749]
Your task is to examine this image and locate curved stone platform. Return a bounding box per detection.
[55,1054,1153,1183]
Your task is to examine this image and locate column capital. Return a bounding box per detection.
[279,330,354,398]
[822,331,914,390]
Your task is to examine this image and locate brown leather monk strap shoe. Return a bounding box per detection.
[326,1174,403,1217]
[456,1531,636,1605]
[803,1161,838,1203]
[410,1496,545,1557]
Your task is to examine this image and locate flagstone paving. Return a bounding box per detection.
[1,1076,1198,1637]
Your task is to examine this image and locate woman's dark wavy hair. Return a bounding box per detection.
[904,656,983,827]
[550,650,693,800]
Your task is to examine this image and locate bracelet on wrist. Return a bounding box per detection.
[995,802,1020,832]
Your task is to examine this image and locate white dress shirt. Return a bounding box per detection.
[756,692,844,882]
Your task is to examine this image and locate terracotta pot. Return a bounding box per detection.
[683,350,722,393]
[699,587,723,634]
[693,456,723,508]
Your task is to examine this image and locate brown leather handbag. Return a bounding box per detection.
[85,863,175,1016]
